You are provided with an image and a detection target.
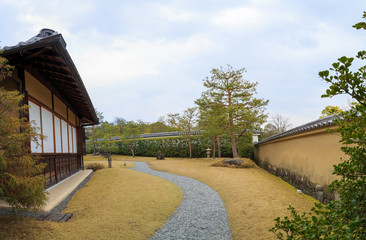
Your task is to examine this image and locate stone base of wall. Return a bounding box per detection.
[257,161,337,204]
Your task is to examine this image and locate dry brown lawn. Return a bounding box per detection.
[0,159,182,240]
[149,157,317,240]
[0,155,317,240]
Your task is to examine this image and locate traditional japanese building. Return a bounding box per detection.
[1,29,99,187]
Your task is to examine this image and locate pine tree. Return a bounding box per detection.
[196,65,268,158]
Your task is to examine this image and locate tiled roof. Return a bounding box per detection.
[2,29,98,125]
[255,115,339,145]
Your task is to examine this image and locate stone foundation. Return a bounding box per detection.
[257,161,337,204]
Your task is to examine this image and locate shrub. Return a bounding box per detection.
[87,135,255,159]
[0,61,47,211]
[86,163,105,171]
[210,158,257,168]
[156,151,165,160]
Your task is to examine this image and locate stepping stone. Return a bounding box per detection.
[36,212,73,222]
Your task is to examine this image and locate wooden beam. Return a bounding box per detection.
[49,78,78,89]
[33,63,69,75]
[32,58,68,70]
[40,69,74,82]
[24,47,53,60]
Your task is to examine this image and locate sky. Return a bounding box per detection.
[1,0,366,127]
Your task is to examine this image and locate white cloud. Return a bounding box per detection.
[71,32,219,88]
[7,0,95,40]
[212,7,263,30]
[157,5,197,22]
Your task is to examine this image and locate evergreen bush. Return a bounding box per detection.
[86,135,254,159]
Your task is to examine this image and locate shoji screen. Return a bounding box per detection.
[41,107,54,153]
[68,125,73,153]
[61,119,69,153]
[29,101,42,152]
[72,126,77,153]
[54,116,62,153]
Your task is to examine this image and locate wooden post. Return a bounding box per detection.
[108,156,112,168]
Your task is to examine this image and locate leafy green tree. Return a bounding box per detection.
[320,105,343,118]
[122,121,140,158]
[148,116,179,133]
[167,107,197,158]
[86,109,104,154]
[0,56,47,211]
[136,119,149,134]
[114,117,127,135]
[196,65,268,158]
[100,122,118,167]
[270,13,366,239]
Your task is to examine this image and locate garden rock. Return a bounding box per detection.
[222,159,243,166]
[156,151,165,160]
[316,191,324,202]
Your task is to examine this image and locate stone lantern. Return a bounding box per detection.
[206,148,211,158]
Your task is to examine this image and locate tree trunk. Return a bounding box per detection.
[229,116,239,158]
[212,136,216,159]
[92,142,96,155]
[227,89,238,158]
[129,142,135,158]
[217,136,221,158]
[236,136,241,158]
[92,125,96,154]
[108,156,112,168]
[188,129,192,158]
[230,130,238,158]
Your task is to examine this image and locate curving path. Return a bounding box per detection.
[132,162,231,240]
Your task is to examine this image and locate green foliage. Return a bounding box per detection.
[0,60,47,211]
[148,117,178,133]
[319,105,343,118]
[86,116,180,157]
[237,132,255,159]
[86,163,105,171]
[270,13,366,239]
[85,109,104,154]
[86,135,254,159]
[196,91,227,158]
[167,107,197,158]
[353,11,366,30]
[100,122,119,159]
[0,55,14,80]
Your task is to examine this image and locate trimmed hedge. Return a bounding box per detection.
[86,135,254,159]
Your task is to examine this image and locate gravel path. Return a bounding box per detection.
[132,161,231,240]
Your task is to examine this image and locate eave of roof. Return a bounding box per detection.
[255,114,339,145]
[1,29,98,125]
